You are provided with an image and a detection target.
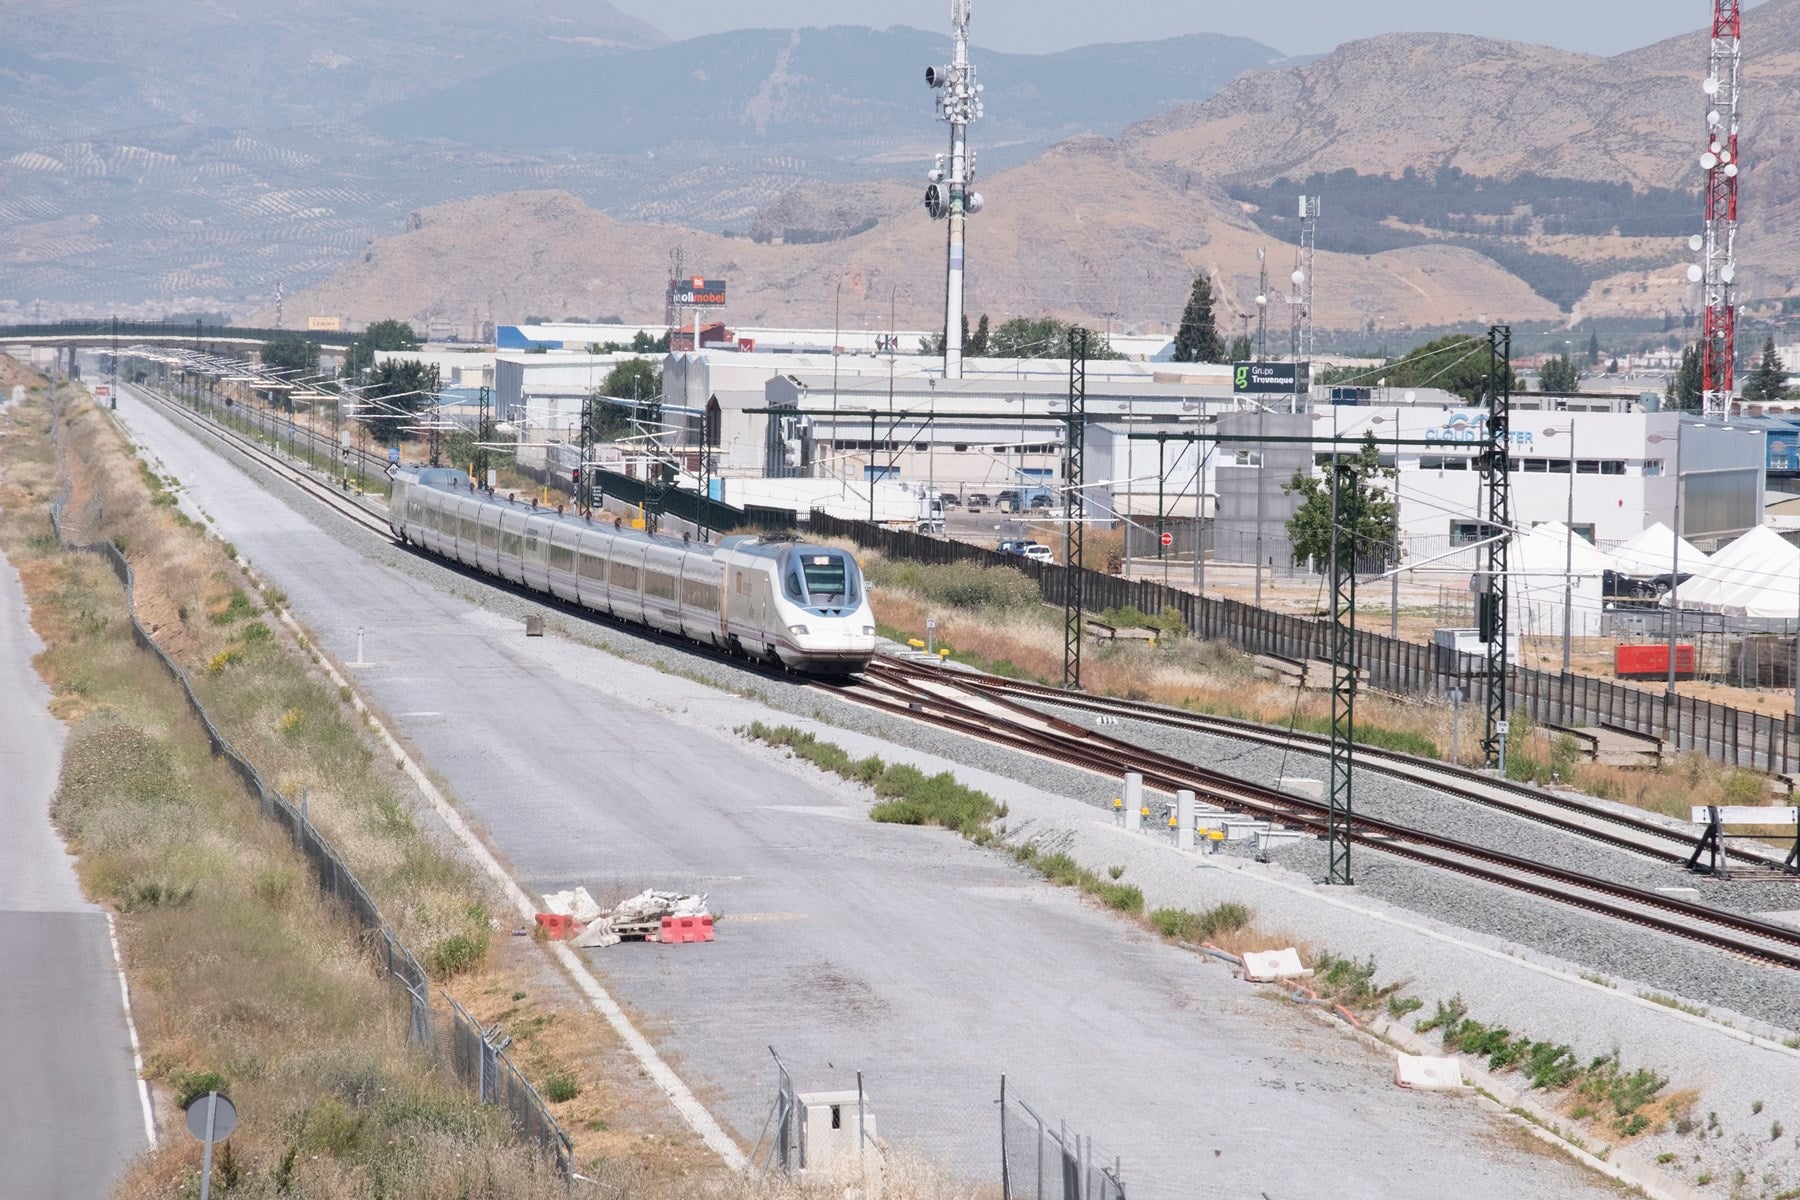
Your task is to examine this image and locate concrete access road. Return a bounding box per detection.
[0,549,152,1197]
[113,384,1620,1200]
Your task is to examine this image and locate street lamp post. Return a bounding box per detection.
[1540,422,1579,674]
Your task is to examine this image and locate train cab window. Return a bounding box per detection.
[801,555,855,606]
[784,569,805,603]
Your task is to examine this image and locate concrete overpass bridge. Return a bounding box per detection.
[0,321,357,375]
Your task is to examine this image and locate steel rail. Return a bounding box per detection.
[901,663,1787,872]
[842,661,1800,971]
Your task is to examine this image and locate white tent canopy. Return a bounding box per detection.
[1673,525,1800,618]
[1510,521,1614,638]
[1609,522,1707,578]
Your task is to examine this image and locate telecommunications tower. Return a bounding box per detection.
[924,0,984,379]
[1298,196,1320,361]
[1693,1,1742,419]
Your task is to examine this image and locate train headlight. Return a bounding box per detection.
[862,626,876,636]
[787,624,811,636]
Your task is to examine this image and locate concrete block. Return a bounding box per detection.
[1176,789,1195,851]
[1278,777,1324,799]
[1241,948,1312,983]
[1123,773,1142,832]
[1655,886,1703,902]
[1254,829,1308,855]
[1395,1054,1466,1091]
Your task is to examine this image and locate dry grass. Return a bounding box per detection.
[868,569,1791,824]
[0,381,731,1195]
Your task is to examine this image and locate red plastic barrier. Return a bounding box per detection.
[1615,643,1694,679]
[660,914,715,944]
[535,913,580,940]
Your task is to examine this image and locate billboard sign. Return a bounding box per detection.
[1232,361,1311,394]
[668,276,727,307]
[307,316,343,332]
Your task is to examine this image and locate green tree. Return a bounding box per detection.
[1282,434,1398,571]
[1172,274,1224,363]
[601,359,661,403]
[630,329,671,353]
[1226,334,1253,363]
[1741,337,1788,404]
[344,319,420,375]
[981,317,1123,360]
[1665,343,1703,412]
[1538,354,1582,393]
[967,313,991,357]
[261,332,320,378]
[1585,331,1601,365]
[359,359,436,428]
[1349,333,1512,404]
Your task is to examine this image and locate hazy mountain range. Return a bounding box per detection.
[0,7,1283,319]
[5,0,1799,343]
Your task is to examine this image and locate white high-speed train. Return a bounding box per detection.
[389,467,878,674]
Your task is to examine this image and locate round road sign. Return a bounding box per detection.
[1159,531,1174,548]
[185,1092,238,1142]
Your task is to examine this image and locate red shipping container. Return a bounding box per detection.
[1615,643,1695,680]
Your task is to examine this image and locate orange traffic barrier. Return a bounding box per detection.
[534,913,582,940]
[660,914,715,944]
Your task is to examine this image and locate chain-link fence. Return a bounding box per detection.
[1000,1082,1126,1200]
[46,396,574,1175]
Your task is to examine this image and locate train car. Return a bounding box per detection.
[388,468,876,674]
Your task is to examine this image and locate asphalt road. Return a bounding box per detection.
[0,548,150,1197]
[114,385,1621,1200]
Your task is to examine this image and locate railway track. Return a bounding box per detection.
[839,658,1800,973]
[901,663,1795,877]
[128,383,1800,970]
[130,383,396,540]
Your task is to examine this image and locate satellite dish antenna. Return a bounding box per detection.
[1291,269,1305,286]
[1689,234,1704,252]
[1701,153,1718,170]
[1721,263,1736,284]
[1255,294,1267,307]
[966,191,985,214]
[1707,109,1721,126]
[1703,76,1720,95]
[1725,163,1739,178]
[1687,264,1705,283]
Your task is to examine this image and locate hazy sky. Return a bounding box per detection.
[610,0,1772,57]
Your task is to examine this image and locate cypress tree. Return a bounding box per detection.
[1172,274,1225,364]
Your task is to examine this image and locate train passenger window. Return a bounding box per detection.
[549,543,575,571]
[480,520,498,549]
[611,559,639,589]
[578,552,604,580]
[461,515,479,540]
[501,530,521,555]
[646,570,677,601]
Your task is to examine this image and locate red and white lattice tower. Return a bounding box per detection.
[1697,1,1742,418]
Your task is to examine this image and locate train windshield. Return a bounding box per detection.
[795,552,859,608]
